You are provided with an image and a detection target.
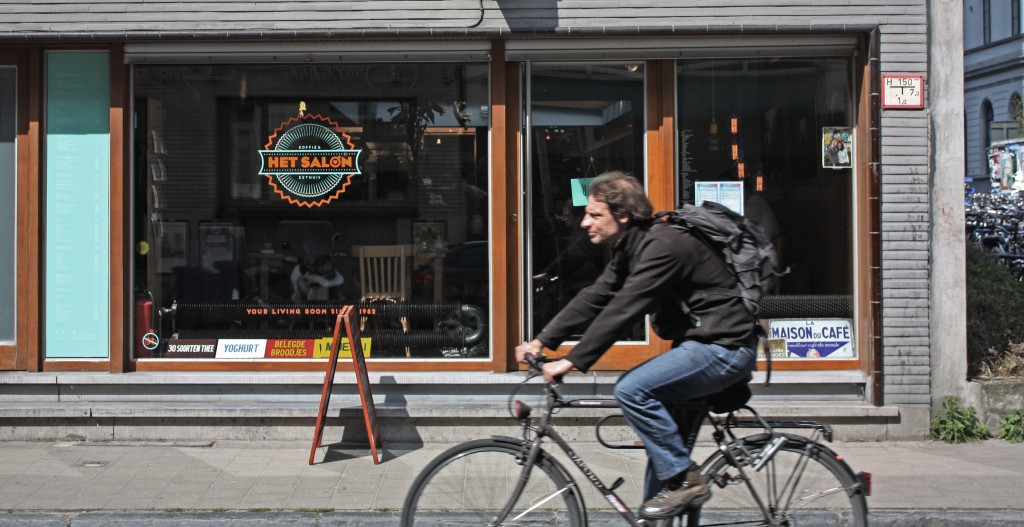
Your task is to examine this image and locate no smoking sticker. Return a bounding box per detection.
[141,332,160,351]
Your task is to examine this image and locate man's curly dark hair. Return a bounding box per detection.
[588,171,652,221]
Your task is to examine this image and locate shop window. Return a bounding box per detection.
[133,63,490,361]
[1014,0,1021,36]
[678,58,856,362]
[984,0,992,44]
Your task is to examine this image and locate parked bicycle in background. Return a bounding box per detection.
[966,190,1024,280]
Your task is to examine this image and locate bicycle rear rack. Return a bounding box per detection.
[725,407,834,442]
[594,404,834,450]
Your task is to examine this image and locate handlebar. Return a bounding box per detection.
[524,352,548,370]
[523,352,565,384]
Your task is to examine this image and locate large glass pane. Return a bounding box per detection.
[0,67,14,343]
[527,62,645,338]
[134,63,490,360]
[678,58,852,296]
[678,58,855,360]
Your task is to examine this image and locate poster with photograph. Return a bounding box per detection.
[822,127,853,169]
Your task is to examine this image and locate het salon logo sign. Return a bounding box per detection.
[259,102,362,208]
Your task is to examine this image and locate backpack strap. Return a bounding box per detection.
[646,220,702,328]
[756,325,771,387]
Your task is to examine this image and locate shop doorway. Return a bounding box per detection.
[522,62,658,369]
[0,52,31,371]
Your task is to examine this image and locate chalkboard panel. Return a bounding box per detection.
[309,305,382,465]
[344,306,382,463]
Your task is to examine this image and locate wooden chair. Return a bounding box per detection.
[352,244,416,357]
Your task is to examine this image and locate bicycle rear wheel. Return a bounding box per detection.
[400,437,586,527]
[699,433,868,526]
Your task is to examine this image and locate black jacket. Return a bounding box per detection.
[535,220,757,372]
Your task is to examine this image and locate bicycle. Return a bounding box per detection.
[401,354,871,526]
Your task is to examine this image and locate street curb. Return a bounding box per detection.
[1,510,1022,526]
[869,510,1024,526]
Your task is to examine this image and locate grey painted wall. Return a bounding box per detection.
[0,0,960,435]
[1,1,925,35]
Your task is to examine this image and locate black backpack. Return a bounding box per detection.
[654,200,780,317]
[652,200,783,384]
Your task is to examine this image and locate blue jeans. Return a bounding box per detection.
[613,340,756,500]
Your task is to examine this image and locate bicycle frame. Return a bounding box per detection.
[496,382,645,526]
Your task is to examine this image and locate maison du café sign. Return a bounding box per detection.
[259,102,363,208]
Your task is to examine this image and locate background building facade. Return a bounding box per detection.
[964,0,1024,190]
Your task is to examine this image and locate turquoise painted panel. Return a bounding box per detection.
[0,67,15,342]
[44,52,110,359]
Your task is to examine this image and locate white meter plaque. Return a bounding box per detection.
[881,74,924,109]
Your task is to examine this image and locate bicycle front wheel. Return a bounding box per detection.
[700,433,868,527]
[400,438,586,527]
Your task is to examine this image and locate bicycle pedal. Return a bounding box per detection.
[713,471,735,488]
[610,476,625,490]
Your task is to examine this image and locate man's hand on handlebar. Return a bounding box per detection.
[540,359,573,384]
[515,339,543,364]
[515,340,574,383]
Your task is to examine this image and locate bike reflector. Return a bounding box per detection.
[857,471,872,496]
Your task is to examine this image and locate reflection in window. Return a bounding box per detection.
[133,63,490,360]
[527,62,645,338]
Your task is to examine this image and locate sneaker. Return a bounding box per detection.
[638,467,712,520]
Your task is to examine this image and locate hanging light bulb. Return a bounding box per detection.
[731,144,739,161]
[737,162,746,179]
[756,174,764,191]
[730,114,739,135]
[707,59,720,151]
[436,137,442,145]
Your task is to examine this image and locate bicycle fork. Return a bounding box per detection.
[489,438,550,526]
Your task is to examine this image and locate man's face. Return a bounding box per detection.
[581,196,629,245]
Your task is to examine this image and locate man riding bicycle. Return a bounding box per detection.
[515,171,758,520]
